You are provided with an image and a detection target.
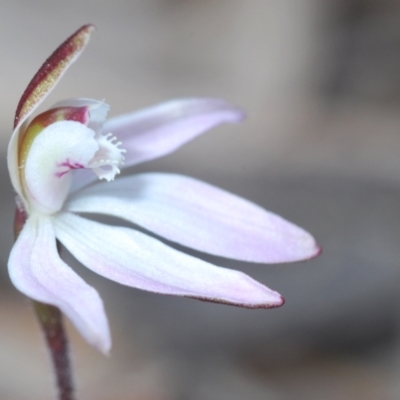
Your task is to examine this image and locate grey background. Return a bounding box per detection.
[1,1,400,399]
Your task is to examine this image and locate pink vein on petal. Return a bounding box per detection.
[55,159,85,178]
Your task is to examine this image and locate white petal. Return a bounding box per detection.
[24,120,98,214]
[104,98,244,167]
[67,173,320,263]
[8,215,110,353]
[55,213,283,308]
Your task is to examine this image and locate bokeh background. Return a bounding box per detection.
[1,1,400,399]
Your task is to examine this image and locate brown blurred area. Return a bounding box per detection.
[2,0,400,399]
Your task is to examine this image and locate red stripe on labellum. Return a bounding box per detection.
[14,24,95,129]
[30,106,90,128]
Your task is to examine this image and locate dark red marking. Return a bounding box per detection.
[14,24,94,128]
[55,159,84,178]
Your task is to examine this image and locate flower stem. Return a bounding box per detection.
[33,301,75,400]
[14,205,75,400]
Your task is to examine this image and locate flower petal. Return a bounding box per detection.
[14,25,95,130]
[9,25,95,204]
[54,213,284,309]
[103,98,244,168]
[8,215,110,353]
[67,173,320,263]
[52,98,110,135]
[48,99,123,191]
[24,120,98,214]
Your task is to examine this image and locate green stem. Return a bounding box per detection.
[14,205,75,400]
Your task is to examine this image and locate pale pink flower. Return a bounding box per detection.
[7,26,320,353]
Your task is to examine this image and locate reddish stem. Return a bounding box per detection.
[33,302,75,400]
[14,206,75,400]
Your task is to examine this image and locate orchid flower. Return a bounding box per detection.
[7,25,320,354]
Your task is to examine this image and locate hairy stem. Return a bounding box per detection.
[33,301,75,400]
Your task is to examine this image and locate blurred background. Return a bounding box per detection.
[1,0,400,399]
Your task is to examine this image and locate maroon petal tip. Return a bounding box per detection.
[14,24,95,129]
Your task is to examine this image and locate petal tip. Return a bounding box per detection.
[100,344,111,356]
[186,97,245,124]
[304,242,322,261]
[81,23,96,34]
[92,334,111,356]
[185,292,285,310]
[215,99,245,123]
[222,104,245,123]
[288,233,321,263]
[14,24,96,129]
[258,293,285,309]
[233,108,246,122]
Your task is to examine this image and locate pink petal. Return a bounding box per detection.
[54,212,284,309]
[67,173,320,263]
[103,98,244,167]
[8,215,110,353]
